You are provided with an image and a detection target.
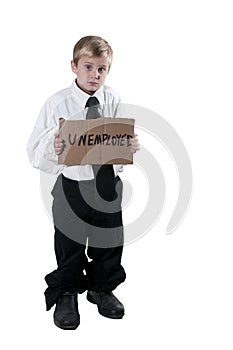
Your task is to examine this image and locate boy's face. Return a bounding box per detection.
[71,55,110,95]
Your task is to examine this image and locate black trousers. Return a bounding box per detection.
[44,174,126,311]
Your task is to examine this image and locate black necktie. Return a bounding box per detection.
[85,96,101,119]
[85,97,115,201]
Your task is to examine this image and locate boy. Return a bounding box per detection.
[27,35,139,330]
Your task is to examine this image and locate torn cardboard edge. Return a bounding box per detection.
[58,117,135,165]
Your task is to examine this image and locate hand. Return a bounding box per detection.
[130,133,140,154]
[54,133,65,155]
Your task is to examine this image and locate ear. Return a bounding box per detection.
[71,60,78,74]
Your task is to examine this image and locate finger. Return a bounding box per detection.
[130,140,138,146]
[130,143,140,152]
[55,143,64,149]
[55,146,64,153]
[55,148,64,154]
[132,136,138,141]
[55,142,64,147]
[54,141,64,149]
[130,146,136,153]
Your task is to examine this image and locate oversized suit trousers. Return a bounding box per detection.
[44,174,126,311]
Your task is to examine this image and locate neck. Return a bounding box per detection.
[75,80,95,96]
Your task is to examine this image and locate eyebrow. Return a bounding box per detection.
[83,61,108,67]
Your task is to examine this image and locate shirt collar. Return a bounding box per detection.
[71,80,104,110]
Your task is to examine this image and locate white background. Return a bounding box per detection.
[1,0,233,349]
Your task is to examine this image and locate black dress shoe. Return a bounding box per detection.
[53,292,80,330]
[87,291,124,319]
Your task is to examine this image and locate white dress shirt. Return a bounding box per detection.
[27,80,124,180]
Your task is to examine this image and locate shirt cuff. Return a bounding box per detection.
[113,164,124,176]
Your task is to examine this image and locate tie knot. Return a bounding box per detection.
[85,96,100,108]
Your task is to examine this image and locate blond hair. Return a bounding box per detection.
[73,36,113,70]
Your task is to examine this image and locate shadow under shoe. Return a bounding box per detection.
[53,292,80,330]
[87,291,124,319]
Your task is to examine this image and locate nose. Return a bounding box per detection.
[91,69,100,79]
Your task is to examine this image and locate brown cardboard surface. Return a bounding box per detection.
[58,117,135,165]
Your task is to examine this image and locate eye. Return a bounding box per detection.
[85,65,92,70]
[98,67,107,73]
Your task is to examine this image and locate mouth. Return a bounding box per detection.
[88,82,98,86]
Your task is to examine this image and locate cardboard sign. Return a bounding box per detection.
[58,117,135,165]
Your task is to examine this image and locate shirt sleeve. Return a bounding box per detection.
[26,100,64,174]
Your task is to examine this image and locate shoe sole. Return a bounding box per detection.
[54,318,80,330]
[86,294,124,319]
